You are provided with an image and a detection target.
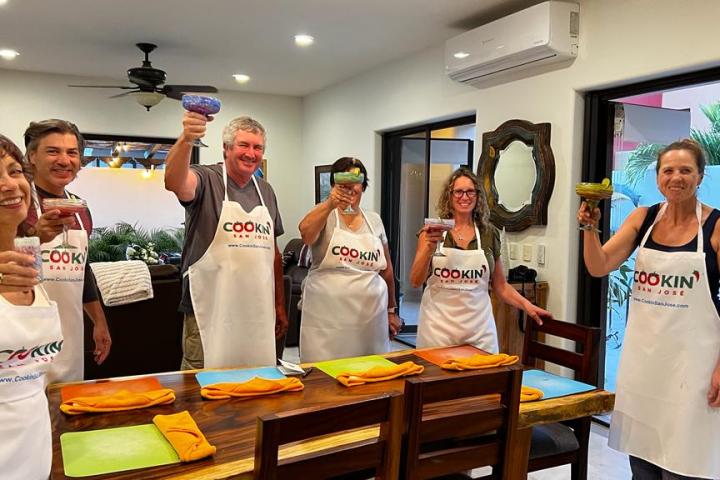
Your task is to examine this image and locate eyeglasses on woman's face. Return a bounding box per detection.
[451,189,478,199]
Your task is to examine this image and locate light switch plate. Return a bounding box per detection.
[522,244,532,262]
[537,244,546,266]
[509,243,519,260]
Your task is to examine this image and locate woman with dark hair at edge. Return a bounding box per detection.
[0,134,63,479]
[298,157,401,362]
[410,167,551,353]
[578,139,720,479]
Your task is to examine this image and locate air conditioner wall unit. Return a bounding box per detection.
[446,1,579,84]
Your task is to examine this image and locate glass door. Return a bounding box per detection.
[382,118,476,344]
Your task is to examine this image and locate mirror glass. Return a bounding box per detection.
[494,140,536,212]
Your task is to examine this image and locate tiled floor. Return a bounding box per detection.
[282,345,632,479]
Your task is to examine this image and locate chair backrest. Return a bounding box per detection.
[254,392,403,480]
[522,318,600,384]
[403,365,523,480]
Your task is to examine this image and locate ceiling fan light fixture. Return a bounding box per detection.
[132,91,164,111]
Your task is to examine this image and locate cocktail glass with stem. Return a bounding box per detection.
[424,218,455,256]
[575,178,613,233]
[42,198,87,249]
[181,95,222,147]
[333,171,365,215]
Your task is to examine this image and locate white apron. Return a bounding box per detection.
[300,209,390,363]
[187,166,276,368]
[36,190,88,384]
[0,286,62,480]
[609,202,720,478]
[417,226,498,353]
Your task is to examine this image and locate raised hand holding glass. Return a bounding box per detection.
[181,95,222,148]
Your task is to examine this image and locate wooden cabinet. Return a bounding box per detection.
[491,281,548,355]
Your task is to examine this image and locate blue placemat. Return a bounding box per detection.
[195,367,285,388]
[522,369,596,400]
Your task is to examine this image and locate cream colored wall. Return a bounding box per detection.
[301,0,720,323]
[0,69,303,246]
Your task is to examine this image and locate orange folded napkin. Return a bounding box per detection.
[520,385,544,402]
[441,353,519,371]
[336,361,424,387]
[200,377,304,400]
[153,410,216,462]
[60,388,176,415]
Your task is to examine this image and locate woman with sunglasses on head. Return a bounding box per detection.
[0,134,62,479]
[410,168,551,353]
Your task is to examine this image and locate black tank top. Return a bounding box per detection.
[635,203,720,314]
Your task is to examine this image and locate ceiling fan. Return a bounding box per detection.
[69,43,218,111]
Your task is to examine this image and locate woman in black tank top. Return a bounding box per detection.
[578,138,720,479]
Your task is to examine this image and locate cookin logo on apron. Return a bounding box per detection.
[331,245,382,267]
[42,248,87,272]
[433,264,487,285]
[222,220,273,246]
[634,269,699,295]
[0,340,63,369]
[633,269,699,309]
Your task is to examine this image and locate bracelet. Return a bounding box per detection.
[387,307,397,314]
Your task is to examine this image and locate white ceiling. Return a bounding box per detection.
[0,0,541,96]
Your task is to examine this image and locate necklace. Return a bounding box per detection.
[453,224,473,241]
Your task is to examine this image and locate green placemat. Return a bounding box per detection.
[314,355,397,379]
[61,424,180,477]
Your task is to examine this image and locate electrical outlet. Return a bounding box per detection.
[537,244,546,266]
[522,244,532,262]
[509,243,519,260]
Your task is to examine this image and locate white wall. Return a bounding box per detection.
[0,69,303,246]
[301,0,720,322]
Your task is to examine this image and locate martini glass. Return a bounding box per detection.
[575,178,613,233]
[42,198,87,249]
[333,171,365,215]
[181,95,222,147]
[424,218,455,256]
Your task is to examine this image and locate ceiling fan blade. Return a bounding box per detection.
[162,84,218,100]
[128,74,157,88]
[108,90,138,99]
[68,84,136,89]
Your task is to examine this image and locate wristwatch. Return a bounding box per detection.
[387,307,398,314]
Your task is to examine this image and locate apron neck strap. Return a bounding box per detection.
[640,201,703,253]
[221,163,266,206]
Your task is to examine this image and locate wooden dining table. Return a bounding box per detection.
[48,349,615,479]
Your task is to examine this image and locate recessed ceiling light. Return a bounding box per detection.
[0,0,8,7]
[233,74,250,84]
[453,51,470,59]
[294,34,315,47]
[0,49,19,60]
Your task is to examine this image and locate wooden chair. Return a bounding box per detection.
[402,365,523,480]
[254,392,403,480]
[522,318,600,480]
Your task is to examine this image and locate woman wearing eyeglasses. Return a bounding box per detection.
[410,168,551,352]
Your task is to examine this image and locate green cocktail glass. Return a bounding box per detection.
[333,171,364,215]
[575,178,613,232]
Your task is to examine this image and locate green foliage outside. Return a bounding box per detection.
[88,222,184,263]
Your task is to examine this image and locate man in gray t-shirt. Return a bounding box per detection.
[165,112,288,370]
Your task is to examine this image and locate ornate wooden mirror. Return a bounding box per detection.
[479,119,555,231]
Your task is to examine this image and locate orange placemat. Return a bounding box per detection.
[413,345,487,367]
[61,377,165,402]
